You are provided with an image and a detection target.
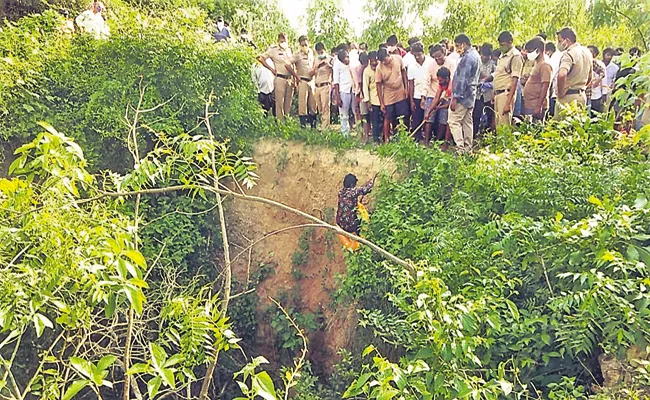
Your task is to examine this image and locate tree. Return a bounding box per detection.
[590,0,649,52]
[305,0,353,49]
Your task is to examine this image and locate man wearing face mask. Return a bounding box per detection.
[386,35,400,56]
[523,37,552,122]
[555,27,593,119]
[448,34,481,153]
[486,31,523,128]
[258,33,300,121]
[312,42,333,130]
[213,16,230,42]
[292,35,317,129]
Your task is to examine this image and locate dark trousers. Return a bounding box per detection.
[258,92,274,116]
[591,97,604,114]
[549,97,557,117]
[473,97,494,137]
[370,105,383,143]
[411,98,424,140]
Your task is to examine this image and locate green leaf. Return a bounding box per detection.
[499,379,513,396]
[505,299,519,320]
[163,354,184,368]
[252,371,276,400]
[105,293,116,318]
[62,380,88,400]
[97,355,117,372]
[150,343,168,370]
[33,313,53,338]
[362,344,376,357]
[127,363,150,375]
[123,286,144,315]
[70,357,93,379]
[634,197,648,209]
[627,245,640,261]
[588,195,603,208]
[124,249,147,269]
[161,368,175,388]
[541,332,551,345]
[147,376,162,398]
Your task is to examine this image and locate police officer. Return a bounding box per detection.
[489,31,523,128]
[555,27,593,118]
[293,35,317,128]
[257,33,300,121]
[312,42,333,130]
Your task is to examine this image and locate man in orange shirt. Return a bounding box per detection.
[376,48,409,142]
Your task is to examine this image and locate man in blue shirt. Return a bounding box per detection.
[449,34,480,153]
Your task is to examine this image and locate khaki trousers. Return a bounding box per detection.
[298,80,316,116]
[554,93,587,120]
[274,76,294,121]
[449,103,474,153]
[315,84,331,129]
[494,91,514,127]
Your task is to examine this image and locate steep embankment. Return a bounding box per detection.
[226,139,393,370]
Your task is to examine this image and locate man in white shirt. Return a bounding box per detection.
[75,0,109,39]
[602,47,619,107]
[252,59,275,116]
[402,37,420,72]
[333,50,356,136]
[588,45,607,113]
[545,41,563,116]
[407,42,432,139]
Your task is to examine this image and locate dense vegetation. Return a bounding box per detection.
[2,0,650,398]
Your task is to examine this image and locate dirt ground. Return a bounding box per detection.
[226,139,393,371]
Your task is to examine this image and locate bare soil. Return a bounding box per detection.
[226,139,392,371]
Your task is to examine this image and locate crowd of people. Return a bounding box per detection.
[252,28,649,153]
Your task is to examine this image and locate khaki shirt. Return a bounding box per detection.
[494,47,523,91]
[376,55,407,106]
[293,48,315,79]
[363,66,380,106]
[313,56,333,85]
[262,45,294,76]
[559,43,593,92]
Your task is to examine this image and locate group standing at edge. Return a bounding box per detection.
[250,27,648,153]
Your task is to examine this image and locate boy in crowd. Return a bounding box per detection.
[363,52,383,143]
[424,67,453,149]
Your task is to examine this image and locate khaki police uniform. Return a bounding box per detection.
[555,43,593,118]
[262,45,295,121]
[313,55,333,129]
[293,48,316,117]
[493,47,523,127]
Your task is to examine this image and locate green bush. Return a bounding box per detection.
[343,116,650,398]
[0,7,269,170]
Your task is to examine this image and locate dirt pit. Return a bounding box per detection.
[226,139,393,371]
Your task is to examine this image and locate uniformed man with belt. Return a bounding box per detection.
[312,42,333,130]
[293,35,317,129]
[489,31,523,128]
[555,27,593,119]
[257,33,300,121]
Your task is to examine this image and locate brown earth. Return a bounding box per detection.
[225,139,394,371]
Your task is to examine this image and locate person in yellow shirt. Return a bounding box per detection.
[363,51,383,143]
